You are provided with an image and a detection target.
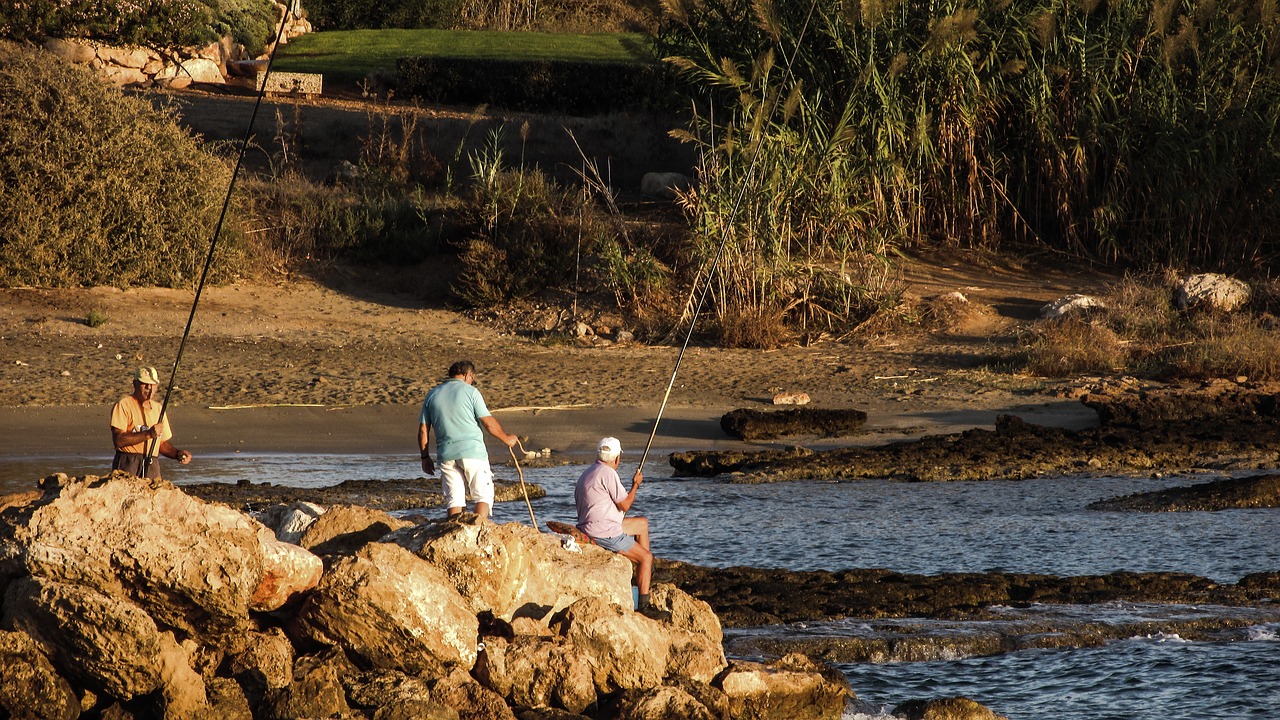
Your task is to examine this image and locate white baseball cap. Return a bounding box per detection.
[597,437,622,458]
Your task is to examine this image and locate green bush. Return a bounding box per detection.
[0,41,244,288]
[0,0,277,56]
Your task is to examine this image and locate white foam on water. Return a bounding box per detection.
[1245,624,1279,641]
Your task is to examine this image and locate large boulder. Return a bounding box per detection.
[291,541,478,673]
[0,629,79,720]
[4,576,165,701]
[649,583,726,684]
[610,685,718,720]
[714,654,850,720]
[474,635,597,713]
[299,503,414,555]
[260,648,353,720]
[550,596,671,692]
[387,516,632,621]
[14,473,321,638]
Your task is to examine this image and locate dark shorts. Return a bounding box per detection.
[112,451,162,479]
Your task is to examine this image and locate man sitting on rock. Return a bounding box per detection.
[574,437,664,617]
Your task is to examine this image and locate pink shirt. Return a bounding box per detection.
[575,460,625,538]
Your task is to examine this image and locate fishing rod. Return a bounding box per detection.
[143,11,295,476]
[634,0,821,475]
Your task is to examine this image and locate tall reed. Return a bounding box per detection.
[657,0,1280,286]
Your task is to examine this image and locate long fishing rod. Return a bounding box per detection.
[635,1,821,474]
[143,12,294,476]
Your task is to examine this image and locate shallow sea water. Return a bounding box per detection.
[2,453,1277,719]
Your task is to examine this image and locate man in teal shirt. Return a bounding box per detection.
[418,360,518,519]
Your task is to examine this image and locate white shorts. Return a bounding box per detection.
[439,457,495,509]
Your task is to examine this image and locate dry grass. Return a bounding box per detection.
[1012,272,1280,382]
[1020,317,1128,377]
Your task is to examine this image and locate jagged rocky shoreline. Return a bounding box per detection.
[670,380,1280,486]
[0,472,869,719]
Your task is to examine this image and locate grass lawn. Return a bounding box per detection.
[272,29,654,82]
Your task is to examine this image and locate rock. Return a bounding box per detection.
[261,648,353,720]
[153,58,224,86]
[893,696,1009,720]
[1175,273,1251,312]
[100,65,148,87]
[648,584,726,684]
[4,576,164,700]
[714,654,850,720]
[387,516,633,621]
[431,667,518,720]
[610,685,717,720]
[347,670,457,719]
[43,37,96,64]
[266,501,325,544]
[640,172,692,200]
[720,408,867,441]
[1088,472,1280,511]
[13,473,321,636]
[474,635,596,713]
[0,629,79,720]
[291,541,478,673]
[156,631,211,719]
[253,526,325,612]
[298,503,412,555]
[550,596,670,692]
[206,676,254,719]
[615,329,635,343]
[669,446,815,477]
[1040,293,1106,318]
[771,391,811,405]
[222,628,294,705]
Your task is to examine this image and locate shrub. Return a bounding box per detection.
[85,309,108,328]
[0,0,277,56]
[236,172,444,267]
[0,41,244,288]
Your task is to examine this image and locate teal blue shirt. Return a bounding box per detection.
[420,378,492,461]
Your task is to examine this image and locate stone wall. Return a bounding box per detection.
[40,2,311,89]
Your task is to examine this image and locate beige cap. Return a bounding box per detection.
[134,366,160,385]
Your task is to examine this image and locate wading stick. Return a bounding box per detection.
[509,441,539,531]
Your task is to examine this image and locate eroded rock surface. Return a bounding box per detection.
[183,476,545,512]
[720,408,868,441]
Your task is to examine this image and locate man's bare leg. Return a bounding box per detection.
[474,501,491,520]
[621,516,650,550]
[618,543,653,595]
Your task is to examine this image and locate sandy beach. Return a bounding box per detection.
[0,251,1109,471]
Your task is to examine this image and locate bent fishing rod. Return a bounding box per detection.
[143,13,294,475]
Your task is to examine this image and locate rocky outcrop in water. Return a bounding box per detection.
[720,408,868,441]
[1089,473,1280,511]
[0,472,849,719]
[671,381,1280,481]
[654,560,1280,627]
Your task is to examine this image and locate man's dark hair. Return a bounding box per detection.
[448,360,475,378]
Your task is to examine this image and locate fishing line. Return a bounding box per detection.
[635,0,821,474]
[143,11,295,476]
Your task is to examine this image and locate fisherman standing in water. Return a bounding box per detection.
[418,360,519,520]
[109,366,192,479]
